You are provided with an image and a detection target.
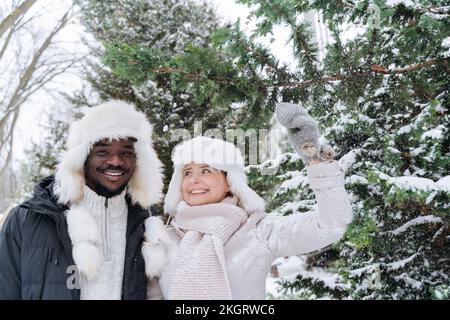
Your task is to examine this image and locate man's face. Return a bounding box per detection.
[84,138,137,197]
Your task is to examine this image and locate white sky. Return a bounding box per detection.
[211,0,295,66]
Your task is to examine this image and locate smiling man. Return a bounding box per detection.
[85,138,138,197]
[0,100,164,300]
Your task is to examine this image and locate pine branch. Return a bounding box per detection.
[147,66,239,88]
[426,6,450,15]
[389,59,444,74]
[336,0,355,9]
[275,58,447,88]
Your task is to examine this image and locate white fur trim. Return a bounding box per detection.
[142,216,176,279]
[54,100,164,208]
[128,141,164,208]
[164,136,265,215]
[226,168,266,214]
[72,243,102,281]
[142,242,169,279]
[66,207,102,280]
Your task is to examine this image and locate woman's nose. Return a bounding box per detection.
[189,172,201,182]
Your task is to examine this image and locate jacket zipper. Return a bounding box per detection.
[104,198,110,261]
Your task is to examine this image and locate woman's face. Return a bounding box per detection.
[181,163,230,206]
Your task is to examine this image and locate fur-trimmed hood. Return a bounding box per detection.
[164,136,265,216]
[52,100,164,281]
[54,100,164,209]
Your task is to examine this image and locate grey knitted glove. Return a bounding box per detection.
[276,102,335,165]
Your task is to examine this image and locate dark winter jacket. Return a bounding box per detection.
[0,175,153,300]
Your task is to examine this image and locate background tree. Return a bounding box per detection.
[0,0,85,211]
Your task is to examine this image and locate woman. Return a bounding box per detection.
[143,102,353,299]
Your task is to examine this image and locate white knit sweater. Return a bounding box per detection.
[74,186,128,300]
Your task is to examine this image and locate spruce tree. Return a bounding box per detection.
[243,0,450,299]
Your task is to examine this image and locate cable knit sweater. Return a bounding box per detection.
[149,160,353,299]
[73,186,128,300]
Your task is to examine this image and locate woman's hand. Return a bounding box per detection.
[276,102,336,165]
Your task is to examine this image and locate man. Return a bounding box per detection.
[0,100,164,299]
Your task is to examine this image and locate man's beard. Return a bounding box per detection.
[90,181,128,198]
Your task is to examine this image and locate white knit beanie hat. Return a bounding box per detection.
[54,100,164,208]
[164,136,265,216]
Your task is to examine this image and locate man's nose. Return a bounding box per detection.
[106,154,124,167]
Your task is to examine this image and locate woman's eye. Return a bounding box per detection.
[184,171,192,177]
[202,168,211,174]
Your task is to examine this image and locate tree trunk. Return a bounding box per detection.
[0,0,37,39]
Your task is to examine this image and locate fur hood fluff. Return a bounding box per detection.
[164,136,265,216]
[54,100,164,208]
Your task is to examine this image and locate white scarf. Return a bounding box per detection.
[167,197,248,300]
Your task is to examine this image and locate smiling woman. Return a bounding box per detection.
[181,164,230,206]
[142,103,353,300]
[84,138,137,197]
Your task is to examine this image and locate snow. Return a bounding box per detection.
[266,255,349,298]
[442,37,450,58]
[410,146,425,156]
[358,114,375,124]
[388,252,419,270]
[385,0,417,8]
[394,273,423,289]
[443,37,450,47]
[374,87,387,97]
[339,114,357,125]
[390,215,442,235]
[346,175,369,185]
[266,256,306,298]
[278,172,309,191]
[350,264,373,277]
[338,149,360,173]
[397,124,413,135]
[437,176,450,192]
[389,176,442,192]
[421,125,445,140]
[335,100,347,111]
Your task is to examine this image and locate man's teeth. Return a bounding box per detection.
[104,171,124,176]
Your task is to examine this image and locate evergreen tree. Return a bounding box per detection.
[245,0,450,300]
[105,0,449,299]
